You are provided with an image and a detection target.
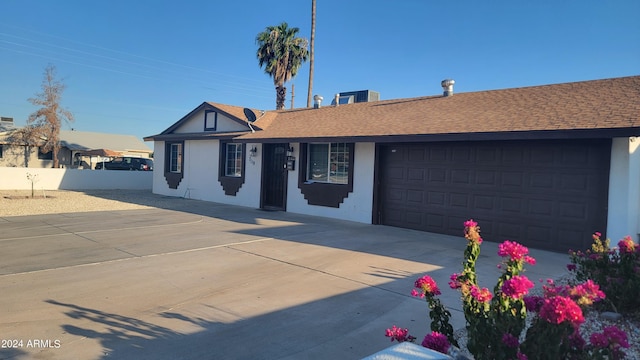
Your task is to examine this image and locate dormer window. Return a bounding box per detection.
[204,110,217,131]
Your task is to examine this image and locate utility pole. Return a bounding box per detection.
[291,84,295,109]
[306,0,316,108]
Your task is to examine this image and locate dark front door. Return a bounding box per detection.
[261,143,288,210]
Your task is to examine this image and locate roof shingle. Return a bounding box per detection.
[237,76,640,142]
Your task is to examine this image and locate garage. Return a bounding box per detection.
[377,139,611,252]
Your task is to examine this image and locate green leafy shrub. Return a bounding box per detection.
[568,232,640,314]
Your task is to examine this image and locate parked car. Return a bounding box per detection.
[95,157,153,171]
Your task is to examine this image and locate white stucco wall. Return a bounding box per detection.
[607,137,640,242]
[0,167,152,190]
[285,142,376,224]
[151,140,261,208]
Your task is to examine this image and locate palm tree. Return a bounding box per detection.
[256,22,309,110]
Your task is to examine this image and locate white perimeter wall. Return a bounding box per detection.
[286,142,375,224]
[607,137,640,242]
[151,140,262,208]
[0,167,152,190]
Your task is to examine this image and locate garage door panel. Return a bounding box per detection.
[477,147,499,163]
[528,199,554,216]
[429,148,447,161]
[452,147,473,162]
[386,188,405,202]
[408,148,427,162]
[502,172,524,187]
[500,197,524,213]
[559,201,588,220]
[530,173,554,188]
[473,195,496,211]
[379,140,610,252]
[407,168,426,181]
[406,189,424,203]
[405,211,423,226]
[451,169,471,184]
[560,173,589,191]
[497,222,525,241]
[476,171,498,186]
[426,213,445,229]
[428,191,446,205]
[429,168,447,182]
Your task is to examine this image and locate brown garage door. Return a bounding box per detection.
[378,140,610,252]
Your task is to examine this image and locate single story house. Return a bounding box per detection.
[0,126,152,169]
[144,76,640,253]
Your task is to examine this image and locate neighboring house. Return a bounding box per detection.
[0,126,152,169]
[59,130,153,169]
[144,76,640,253]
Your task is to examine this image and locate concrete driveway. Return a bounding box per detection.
[0,195,569,359]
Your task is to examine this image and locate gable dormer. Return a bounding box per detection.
[164,102,253,135]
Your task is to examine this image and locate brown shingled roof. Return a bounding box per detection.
[237,76,640,143]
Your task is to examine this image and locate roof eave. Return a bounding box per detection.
[233,127,640,144]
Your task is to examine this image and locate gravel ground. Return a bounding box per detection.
[0,189,177,216]
[3,190,639,358]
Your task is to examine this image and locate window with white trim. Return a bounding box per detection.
[225,143,243,177]
[169,143,182,173]
[307,143,349,184]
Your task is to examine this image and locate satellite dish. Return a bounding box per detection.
[243,108,257,123]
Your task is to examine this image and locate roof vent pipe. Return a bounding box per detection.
[313,94,324,108]
[334,93,340,106]
[441,79,455,96]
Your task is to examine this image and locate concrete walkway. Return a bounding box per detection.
[0,196,570,359]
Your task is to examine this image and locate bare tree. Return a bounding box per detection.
[7,125,43,167]
[27,64,74,168]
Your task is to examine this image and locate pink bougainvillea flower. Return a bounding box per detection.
[517,352,528,360]
[570,279,606,306]
[566,263,577,271]
[463,219,478,228]
[498,240,534,263]
[501,275,534,299]
[448,273,462,290]
[590,326,630,349]
[618,235,636,254]
[524,255,536,265]
[470,285,493,303]
[421,331,450,354]
[413,275,441,297]
[539,296,584,326]
[589,332,609,348]
[524,295,544,313]
[463,219,483,244]
[385,325,415,343]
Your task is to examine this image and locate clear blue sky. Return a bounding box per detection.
[1,0,639,143]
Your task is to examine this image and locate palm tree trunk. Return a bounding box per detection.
[276,86,287,110]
